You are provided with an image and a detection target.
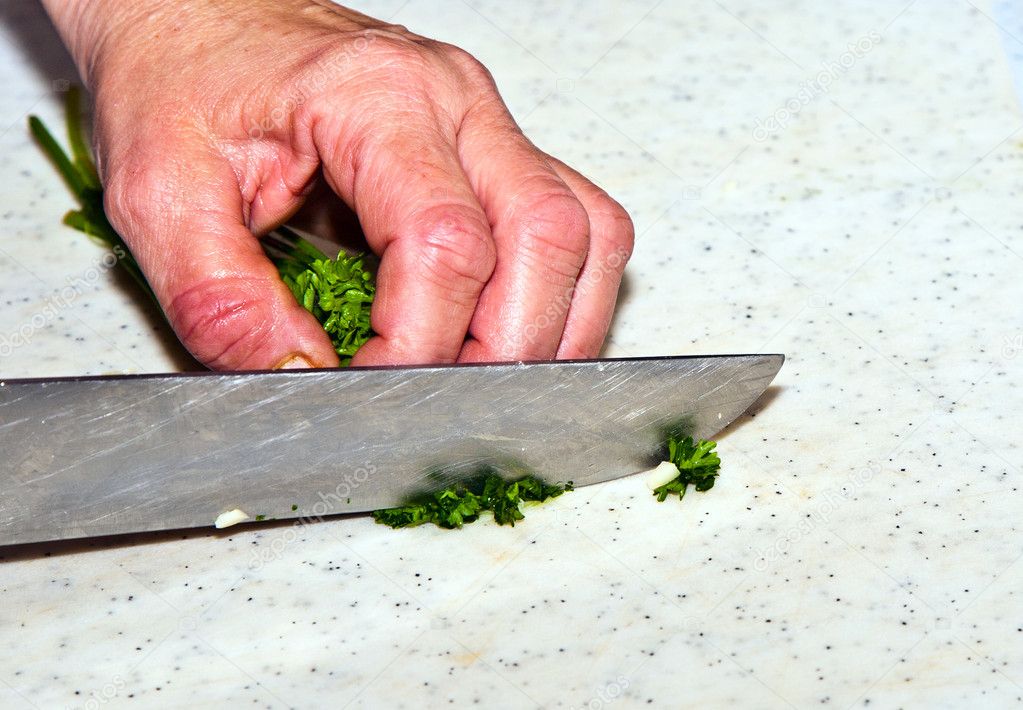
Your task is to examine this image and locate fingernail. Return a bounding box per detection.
[275,353,314,370]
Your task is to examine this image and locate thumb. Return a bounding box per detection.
[102,148,339,371]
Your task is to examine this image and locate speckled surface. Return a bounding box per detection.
[2,1,1022,708]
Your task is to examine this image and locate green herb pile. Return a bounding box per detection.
[651,436,721,502]
[30,87,375,365]
[264,229,374,366]
[372,471,572,529]
[373,433,721,530]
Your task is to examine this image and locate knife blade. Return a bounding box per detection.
[0,354,782,545]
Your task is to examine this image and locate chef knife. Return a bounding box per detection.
[0,354,782,545]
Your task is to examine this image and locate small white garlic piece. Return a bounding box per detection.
[643,461,680,490]
[214,508,250,529]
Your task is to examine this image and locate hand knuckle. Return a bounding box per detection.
[367,22,415,38]
[299,31,428,100]
[517,190,591,279]
[438,44,495,85]
[103,163,174,234]
[167,277,277,367]
[305,36,440,123]
[363,31,433,72]
[407,206,496,294]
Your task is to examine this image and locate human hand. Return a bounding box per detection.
[41,0,634,369]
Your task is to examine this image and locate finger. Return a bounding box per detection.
[312,112,496,365]
[103,147,340,370]
[455,104,591,362]
[544,157,635,358]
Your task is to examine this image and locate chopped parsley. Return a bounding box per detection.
[265,229,375,366]
[372,471,572,529]
[652,436,721,502]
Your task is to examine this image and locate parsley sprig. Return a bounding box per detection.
[30,87,376,365]
[264,228,375,365]
[372,471,573,529]
[28,88,151,297]
[652,436,721,502]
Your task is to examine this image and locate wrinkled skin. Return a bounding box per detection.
[41,0,634,369]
